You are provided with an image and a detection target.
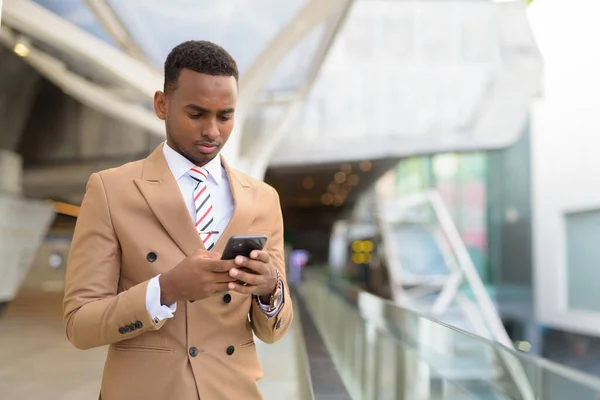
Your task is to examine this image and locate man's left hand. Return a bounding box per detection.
[228,250,277,301]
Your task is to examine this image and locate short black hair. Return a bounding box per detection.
[163,40,239,94]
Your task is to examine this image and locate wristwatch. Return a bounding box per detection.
[258,270,283,312]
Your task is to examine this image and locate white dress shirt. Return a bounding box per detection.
[144,143,282,323]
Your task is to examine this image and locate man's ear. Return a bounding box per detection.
[154,91,167,120]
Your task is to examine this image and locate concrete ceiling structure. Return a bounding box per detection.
[0,0,355,172]
[0,0,542,247]
[270,0,542,166]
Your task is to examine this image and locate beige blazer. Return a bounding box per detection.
[63,143,292,400]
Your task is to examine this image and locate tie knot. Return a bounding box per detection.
[189,167,209,183]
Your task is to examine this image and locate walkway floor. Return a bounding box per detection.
[0,290,299,399]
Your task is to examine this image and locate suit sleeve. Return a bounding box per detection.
[63,173,166,350]
[249,187,293,344]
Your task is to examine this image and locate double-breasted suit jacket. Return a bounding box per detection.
[63,143,293,399]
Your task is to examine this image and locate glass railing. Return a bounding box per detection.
[375,189,510,345]
[298,278,600,400]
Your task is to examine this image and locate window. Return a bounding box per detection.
[565,209,600,312]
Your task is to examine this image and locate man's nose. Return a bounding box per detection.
[201,118,219,139]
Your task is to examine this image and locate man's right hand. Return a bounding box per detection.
[158,250,236,305]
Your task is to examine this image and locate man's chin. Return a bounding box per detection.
[187,149,219,165]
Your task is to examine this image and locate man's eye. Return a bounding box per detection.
[188,114,202,119]
[219,115,232,121]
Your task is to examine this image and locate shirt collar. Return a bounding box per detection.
[162,142,224,185]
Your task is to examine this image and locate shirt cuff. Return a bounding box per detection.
[146,275,177,323]
[256,280,285,318]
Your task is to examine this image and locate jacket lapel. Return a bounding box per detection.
[134,144,203,257]
[133,144,257,257]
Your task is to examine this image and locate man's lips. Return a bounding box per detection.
[195,144,218,154]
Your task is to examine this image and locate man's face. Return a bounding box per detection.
[154,69,238,166]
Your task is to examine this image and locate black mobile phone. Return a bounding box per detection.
[220,235,268,260]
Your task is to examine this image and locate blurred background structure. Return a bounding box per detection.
[3,0,600,399]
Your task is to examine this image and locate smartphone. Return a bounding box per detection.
[221,235,268,260]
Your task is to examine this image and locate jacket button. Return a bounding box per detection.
[189,347,199,357]
[226,345,235,356]
[118,327,126,334]
[223,294,232,303]
[124,325,131,333]
[134,321,143,329]
[146,252,157,262]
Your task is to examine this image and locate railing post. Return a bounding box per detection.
[394,342,406,400]
[360,320,371,400]
[369,326,381,400]
[345,310,356,386]
[357,317,367,399]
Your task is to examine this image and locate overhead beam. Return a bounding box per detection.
[299,2,354,97]
[237,0,352,111]
[83,0,148,62]
[241,0,355,179]
[224,0,354,167]
[0,27,164,137]
[2,0,161,98]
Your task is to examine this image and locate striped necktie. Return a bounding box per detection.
[188,167,216,251]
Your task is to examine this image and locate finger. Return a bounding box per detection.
[249,250,269,263]
[234,257,268,275]
[213,271,238,283]
[212,283,233,293]
[228,281,258,295]
[207,259,235,273]
[229,267,266,286]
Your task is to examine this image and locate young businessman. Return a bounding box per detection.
[63,40,292,400]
